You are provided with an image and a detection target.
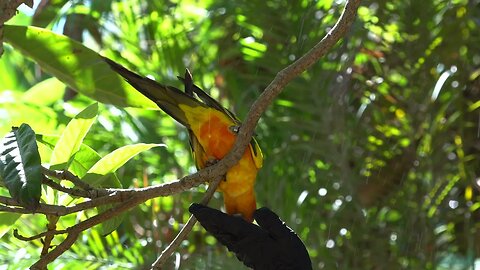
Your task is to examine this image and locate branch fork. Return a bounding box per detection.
[0,0,361,269]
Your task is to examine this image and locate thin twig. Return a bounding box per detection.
[30,195,150,269]
[31,232,80,270]
[13,228,67,242]
[151,176,222,269]
[0,205,33,214]
[0,196,67,215]
[41,167,96,192]
[42,176,91,198]
[0,195,24,207]
[41,215,60,255]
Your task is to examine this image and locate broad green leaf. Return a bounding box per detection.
[81,143,163,235]
[35,134,58,166]
[0,124,42,209]
[36,134,101,178]
[22,77,66,106]
[50,103,98,171]
[82,143,164,187]
[0,212,22,239]
[100,207,125,236]
[0,53,19,90]
[3,25,156,108]
[68,143,102,178]
[0,99,58,136]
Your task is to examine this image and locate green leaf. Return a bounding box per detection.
[0,52,19,90]
[50,103,98,171]
[67,143,102,178]
[82,143,163,235]
[99,206,125,236]
[36,134,101,178]
[0,124,42,209]
[386,210,402,222]
[82,143,164,187]
[3,25,156,108]
[0,212,22,239]
[22,77,66,106]
[0,98,58,136]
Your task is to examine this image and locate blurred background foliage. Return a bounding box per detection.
[1,0,480,269]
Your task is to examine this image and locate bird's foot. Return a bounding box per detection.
[205,158,219,167]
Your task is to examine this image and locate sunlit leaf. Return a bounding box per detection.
[36,134,101,178]
[82,143,164,187]
[81,143,163,235]
[22,77,66,106]
[0,101,58,136]
[0,52,20,90]
[3,25,156,108]
[50,103,98,171]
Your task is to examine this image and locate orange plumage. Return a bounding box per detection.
[105,58,263,221]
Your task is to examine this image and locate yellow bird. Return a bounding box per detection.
[105,58,263,221]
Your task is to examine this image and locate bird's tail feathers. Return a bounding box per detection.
[104,57,205,127]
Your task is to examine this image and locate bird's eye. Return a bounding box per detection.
[229,125,240,133]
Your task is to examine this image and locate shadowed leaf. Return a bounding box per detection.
[0,124,42,209]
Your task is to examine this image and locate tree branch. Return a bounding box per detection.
[42,176,91,198]
[13,227,66,242]
[150,176,223,269]
[0,0,33,56]
[227,0,361,169]
[41,215,60,255]
[152,0,361,266]
[1,167,227,217]
[42,167,98,193]
[3,0,361,268]
[31,195,149,269]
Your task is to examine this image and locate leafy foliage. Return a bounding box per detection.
[1,0,479,269]
[0,124,42,209]
[49,102,99,171]
[3,25,155,108]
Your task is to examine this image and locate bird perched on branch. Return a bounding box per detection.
[105,58,263,221]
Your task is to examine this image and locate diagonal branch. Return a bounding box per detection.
[30,195,149,269]
[31,173,222,268]
[151,0,361,267]
[150,176,223,269]
[13,0,361,268]
[226,0,361,169]
[41,176,91,198]
[42,167,98,193]
[13,228,67,242]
